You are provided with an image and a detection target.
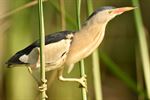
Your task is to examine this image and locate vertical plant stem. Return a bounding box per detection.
[48,0,76,28]
[59,0,66,30]
[38,0,47,99]
[135,46,145,100]
[76,0,81,29]
[132,0,150,99]
[76,0,87,100]
[87,1,103,100]
[92,51,103,100]
[100,51,146,96]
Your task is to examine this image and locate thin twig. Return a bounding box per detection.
[0,0,47,20]
[38,0,47,99]
[76,0,87,100]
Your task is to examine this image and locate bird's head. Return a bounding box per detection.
[87,6,135,24]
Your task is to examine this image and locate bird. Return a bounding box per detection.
[6,6,135,89]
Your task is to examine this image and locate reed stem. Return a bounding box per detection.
[38,0,47,99]
[76,0,87,100]
[87,0,103,100]
[132,0,150,99]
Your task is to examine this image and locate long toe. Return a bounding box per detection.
[78,75,87,91]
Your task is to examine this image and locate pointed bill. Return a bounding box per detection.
[112,7,137,14]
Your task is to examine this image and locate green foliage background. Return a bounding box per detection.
[0,0,150,100]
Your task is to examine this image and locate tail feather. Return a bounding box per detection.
[6,52,26,67]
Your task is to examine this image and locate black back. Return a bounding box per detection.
[6,30,74,65]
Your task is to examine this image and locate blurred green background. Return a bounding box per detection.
[0,0,150,100]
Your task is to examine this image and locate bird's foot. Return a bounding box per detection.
[78,75,87,91]
[39,83,47,92]
[38,79,48,98]
[58,69,88,91]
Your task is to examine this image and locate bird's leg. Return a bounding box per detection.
[27,67,41,83]
[27,67,33,74]
[58,68,87,91]
[27,66,47,95]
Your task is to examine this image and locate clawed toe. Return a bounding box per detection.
[38,79,48,98]
[39,83,47,92]
[78,75,88,91]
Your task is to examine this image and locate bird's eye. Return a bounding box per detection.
[108,10,112,14]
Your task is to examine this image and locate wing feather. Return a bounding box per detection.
[6,31,74,66]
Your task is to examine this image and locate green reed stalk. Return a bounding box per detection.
[49,0,76,28]
[38,0,47,99]
[59,0,66,30]
[100,51,146,98]
[87,0,103,100]
[76,0,87,100]
[132,0,150,99]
